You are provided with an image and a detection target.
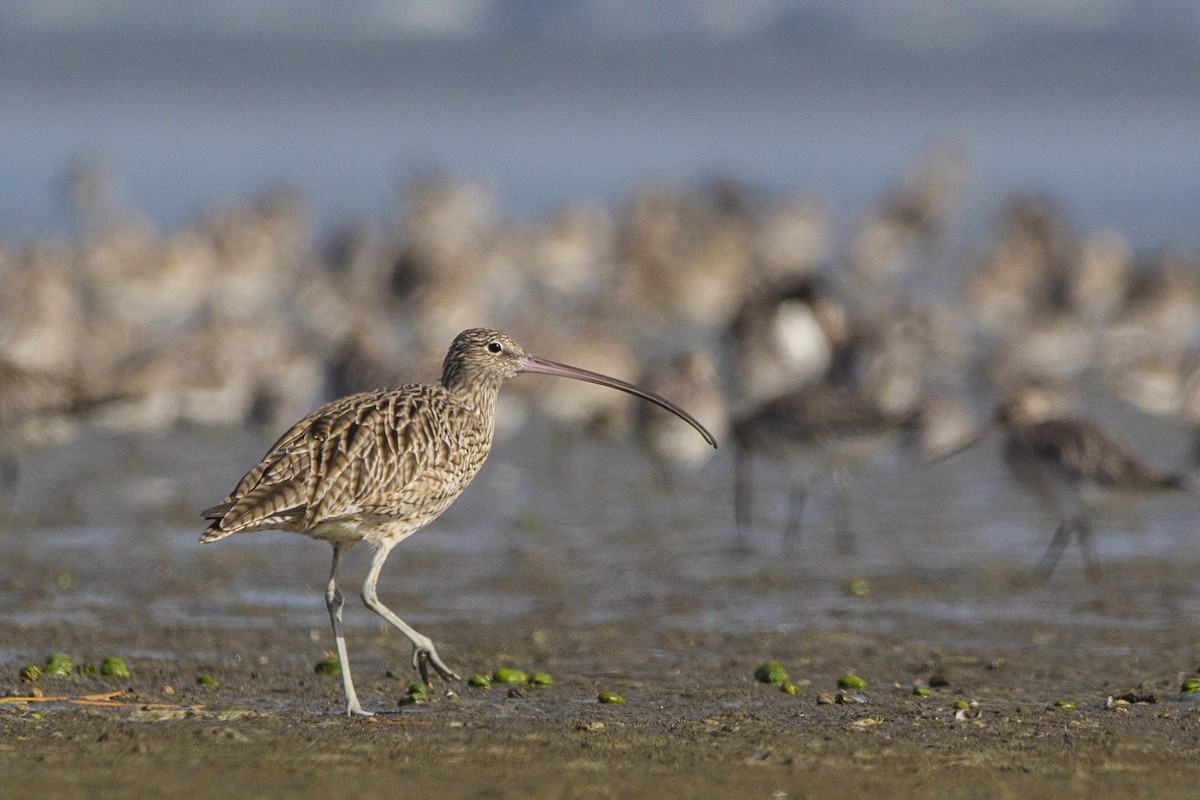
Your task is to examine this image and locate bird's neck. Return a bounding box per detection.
[441,369,506,423]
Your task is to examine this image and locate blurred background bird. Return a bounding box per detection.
[992,385,1191,581]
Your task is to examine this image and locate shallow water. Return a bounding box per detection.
[4,414,1197,658]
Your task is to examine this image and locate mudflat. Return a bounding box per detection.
[3,429,1199,798]
[4,573,1200,799]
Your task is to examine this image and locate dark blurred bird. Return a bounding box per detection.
[992,392,1188,581]
[732,382,915,551]
[0,358,125,491]
[725,274,853,406]
[201,328,716,716]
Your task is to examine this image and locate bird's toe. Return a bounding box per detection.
[414,647,459,684]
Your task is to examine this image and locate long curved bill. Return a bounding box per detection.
[518,354,718,449]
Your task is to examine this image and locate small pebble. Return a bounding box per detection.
[816,693,836,705]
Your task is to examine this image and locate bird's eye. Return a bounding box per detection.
[486,341,503,354]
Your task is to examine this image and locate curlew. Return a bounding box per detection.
[946,387,1189,581]
[200,328,716,716]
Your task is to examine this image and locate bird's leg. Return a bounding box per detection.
[326,543,370,716]
[361,544,460,685]
[733,448,753,552]
[1035,518,1072,581]
[0,452,18,491]
[783,482,807,549]
[0,452,18,528]
[832,466,856,557]
[1076,515,1101,582]
[652,459,676,493]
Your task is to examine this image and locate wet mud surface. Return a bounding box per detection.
[4,614,1200,799]
[3,428,1200,797]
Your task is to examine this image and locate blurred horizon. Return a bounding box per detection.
[2,0,1198,250]
[4,1,1198,46]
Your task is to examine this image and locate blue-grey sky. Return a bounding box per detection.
[1,1,1197,247]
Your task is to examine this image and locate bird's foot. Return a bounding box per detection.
[413,645,461,685]
[345,703,374,717]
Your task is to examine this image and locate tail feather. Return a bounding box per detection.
[198,496,305,542]
[198,524,231,544]
[199,500,236,543]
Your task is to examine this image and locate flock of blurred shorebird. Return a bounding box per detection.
[3,152,1200,579]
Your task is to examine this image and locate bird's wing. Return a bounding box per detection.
[742,384,891,442]
[1024,419,1163,488]
[200,393,368,534]
[204,387,486,535]
[302,388,483,527]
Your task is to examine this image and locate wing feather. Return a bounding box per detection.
[1023,418,1178,489]
[202,385,491,539]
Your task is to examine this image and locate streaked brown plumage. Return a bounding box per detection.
[201,328,716,716]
